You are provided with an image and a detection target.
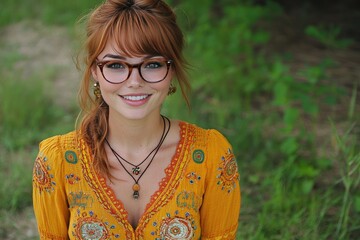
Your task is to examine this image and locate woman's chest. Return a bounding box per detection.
[65,163,205,240]
[106,160,170,228]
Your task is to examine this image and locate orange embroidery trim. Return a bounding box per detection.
[80,140,134,239]
[80,122,194,239]
[136,122,194,237]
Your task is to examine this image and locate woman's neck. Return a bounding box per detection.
[106,112,164,153]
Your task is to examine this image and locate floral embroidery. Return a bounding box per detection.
[192,149,205,164]
[159,214,195,240]
[66,173,81,184]
[216,148,239,193]
[65,150,78,164]
[176,191,201,211]
[73,211,110,240]
[33,153,55,193]
[150,211,197,239]
[69,192,94,209]
[186,172,201,184]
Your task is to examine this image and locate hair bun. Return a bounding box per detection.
[125,0,134,7]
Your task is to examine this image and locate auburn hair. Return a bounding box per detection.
[76,0,190,177]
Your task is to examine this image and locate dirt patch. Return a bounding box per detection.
[0,21,81,108]
[0,207,38,240]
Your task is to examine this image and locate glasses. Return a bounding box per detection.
[96,58,173,84]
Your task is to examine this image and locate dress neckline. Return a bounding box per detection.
[80,121,194,238]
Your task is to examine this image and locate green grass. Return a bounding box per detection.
[0,0,100,27]
[0,149,35,210]
[0,68,75,150]
[0,0,359,239]
[305,25,354,49]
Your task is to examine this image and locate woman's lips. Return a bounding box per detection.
[120,94,151,106]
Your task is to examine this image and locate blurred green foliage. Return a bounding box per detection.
[305,25,354,49]
[0,0,100,27]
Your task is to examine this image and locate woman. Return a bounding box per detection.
[32,0,240,239]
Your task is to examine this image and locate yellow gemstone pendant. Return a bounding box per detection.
[132,184,140,199]
[132,183,140,191]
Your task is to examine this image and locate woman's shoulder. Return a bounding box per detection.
[179,120,230,143]
[38,130,80,157]
[177,120,232,156]
[178,121,236,171]
[34,131,84,193]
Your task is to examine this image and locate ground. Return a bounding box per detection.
[1,21,80,109]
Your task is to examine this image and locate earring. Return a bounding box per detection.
[168,83,177,95]
[93,82,101,100]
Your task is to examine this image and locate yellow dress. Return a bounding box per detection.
[33,122,241,240]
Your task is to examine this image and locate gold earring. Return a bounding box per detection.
[93,82,101,100]
[168,83,177,95]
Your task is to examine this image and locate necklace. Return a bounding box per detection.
[106,116,171,199]
[106,116,167,176]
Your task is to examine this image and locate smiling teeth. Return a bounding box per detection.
[123,95,148,101]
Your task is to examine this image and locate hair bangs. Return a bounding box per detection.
[109,10,177,59]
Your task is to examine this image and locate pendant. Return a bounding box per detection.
[133,191,139,199]
[132,183,140,199]
[132,166,141,175]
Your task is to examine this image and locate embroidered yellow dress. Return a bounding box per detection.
[33,122,241,240]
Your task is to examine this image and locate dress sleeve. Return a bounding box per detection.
[200,129,241,240]
[32,136,70,240]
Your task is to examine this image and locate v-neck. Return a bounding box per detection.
[80,121,193,238]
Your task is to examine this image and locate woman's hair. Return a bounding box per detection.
[77,0,190,176]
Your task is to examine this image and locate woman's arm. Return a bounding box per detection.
[200,129,241,240]
[32,136,70,240]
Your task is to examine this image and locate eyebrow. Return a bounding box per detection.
[102,54,125,60]
[101,54,162,60]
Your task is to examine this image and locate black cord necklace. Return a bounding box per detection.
[106,116,167,176]
[106,115,171,199]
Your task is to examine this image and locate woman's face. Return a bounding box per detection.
[92,39,173,121]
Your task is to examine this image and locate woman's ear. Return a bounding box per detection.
[91,64,99,81]
[169,67,175,79]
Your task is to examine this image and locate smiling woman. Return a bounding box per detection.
[32,0,241,239]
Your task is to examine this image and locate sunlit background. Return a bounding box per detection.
[0,0,359,239]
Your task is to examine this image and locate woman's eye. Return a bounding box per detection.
[145,61,163,69]
[106,62,125,69]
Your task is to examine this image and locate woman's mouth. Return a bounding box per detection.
[120,94,152,106]
[121,95,150,101]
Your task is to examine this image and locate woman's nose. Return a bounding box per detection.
[126,66,144,86]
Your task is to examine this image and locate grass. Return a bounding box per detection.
[0,149,35,210]
[0,0,100,27]
[0,66,75,150]
[0,0,359,239]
